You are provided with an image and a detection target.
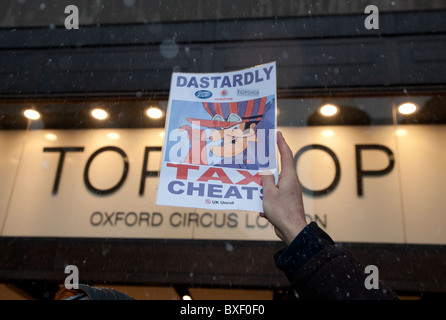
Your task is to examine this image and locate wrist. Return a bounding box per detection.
[283,222,307,245]
[275,222,330,276]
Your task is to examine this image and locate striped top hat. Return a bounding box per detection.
[186,96,271,128]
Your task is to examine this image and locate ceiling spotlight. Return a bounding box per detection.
[24,109,40,120]
[146,106,163,119]
[91,108,108,120]
[398,103,417,115]
[319,104,338,117]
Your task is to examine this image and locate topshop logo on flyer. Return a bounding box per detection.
[237,88,260,97]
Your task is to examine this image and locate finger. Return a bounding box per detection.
[277,131,295,176]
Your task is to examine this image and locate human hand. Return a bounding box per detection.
[261,131,307,245]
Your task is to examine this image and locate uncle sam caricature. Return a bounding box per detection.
[166,96,276,170]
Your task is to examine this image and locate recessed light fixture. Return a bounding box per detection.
[146,106,163,119]
[398,103,417,115]
[91,108,108,120]
[24,109,40,120]
[319,104,338,117]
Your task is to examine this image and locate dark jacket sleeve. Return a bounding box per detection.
[274,222,399,300]
[55,284,135,300]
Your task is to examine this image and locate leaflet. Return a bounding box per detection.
[156,62,278,212]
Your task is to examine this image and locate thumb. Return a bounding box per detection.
[261,170,276,195]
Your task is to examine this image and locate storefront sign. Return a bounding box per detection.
[0,125,444,244]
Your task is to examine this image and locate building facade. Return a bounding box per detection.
[0,1,445,300]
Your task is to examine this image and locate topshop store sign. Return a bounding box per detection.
[0,126,444,244]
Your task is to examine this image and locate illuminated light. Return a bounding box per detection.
[182,295,192,300]
[91,108,108,120]
[24,109,40,120]
[44,133,58,141]
[159,131,165,138]
[398,103,417,115]
[146,107,163,119]
[319,104,338,116]
[107,132,120,140]
[396,128,408,137]
[321,129,334,138]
